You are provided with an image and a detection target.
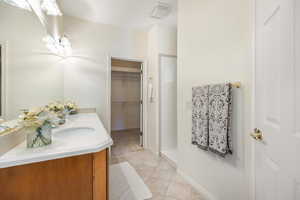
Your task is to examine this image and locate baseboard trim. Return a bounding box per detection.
[177,168,218,200]
[160,152,177,169]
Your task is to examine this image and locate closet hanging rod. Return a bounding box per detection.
[231,82,241,88]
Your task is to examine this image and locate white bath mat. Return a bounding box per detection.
[110,162,152,200]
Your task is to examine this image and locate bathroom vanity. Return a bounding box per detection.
[0,113,113,200]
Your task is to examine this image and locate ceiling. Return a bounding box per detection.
[58,0,177,29]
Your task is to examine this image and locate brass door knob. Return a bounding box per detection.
[251,128,263,141]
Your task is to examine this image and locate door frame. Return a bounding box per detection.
[157,54,177,156]
[106,55,149,148]
[0,41,8,119]
[250,0,257,198]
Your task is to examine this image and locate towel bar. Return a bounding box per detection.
[231,82,241,88]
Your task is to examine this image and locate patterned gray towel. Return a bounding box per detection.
[192,85,209,150]
[208,83,233,157]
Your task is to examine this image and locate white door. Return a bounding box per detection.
[255,0,300,199]
[160,56,177,153]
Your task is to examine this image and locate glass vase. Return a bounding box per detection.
[26,121,52,148]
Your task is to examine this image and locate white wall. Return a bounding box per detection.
[62,16,147,130]
[0,4,148,130]
[160,56,177,152]
[157,26,177,56]
[147,24,177,153]
[177,0,253,200]
[147,25,159,152]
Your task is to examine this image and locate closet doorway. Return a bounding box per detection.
[110,58,144,156]
[159,55,177,165]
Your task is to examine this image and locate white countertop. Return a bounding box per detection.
[0,113,113,169]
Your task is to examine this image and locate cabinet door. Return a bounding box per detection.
[93,149,108,200]
[0,154,94,200]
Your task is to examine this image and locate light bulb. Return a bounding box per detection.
[41,0,62,16]
[2,0,32,11]
[43,35,72,57]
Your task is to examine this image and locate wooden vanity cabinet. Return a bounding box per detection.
[0,149,109,200]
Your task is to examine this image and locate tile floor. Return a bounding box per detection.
[110,130,205,200]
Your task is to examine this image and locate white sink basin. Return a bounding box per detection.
[54,127,95,137]
[52,127,99,150]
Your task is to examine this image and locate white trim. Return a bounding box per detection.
[160,151,177,169]
[157,54,177,155]
[251,0,257,199]
[106,54,112,134]
[142,60,148,148]
[110,56,145,63]
[177,168,217,200]
[0,41,8,119]
[107,55,149,149]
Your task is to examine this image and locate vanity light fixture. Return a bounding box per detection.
[60,36,72,56]
[2,0,32,11]
[43,35,72,57]
[2,0,62,16]
[40,0,62,16]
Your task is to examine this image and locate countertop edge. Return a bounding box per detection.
[0,138,113,169]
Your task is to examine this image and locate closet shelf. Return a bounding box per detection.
[112,101,140,104]
[112,66,141,73]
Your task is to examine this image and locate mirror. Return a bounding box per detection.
[0,1,66,120]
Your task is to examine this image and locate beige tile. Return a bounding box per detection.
[110,156,127,165]
[164,197,179,200]
[110,130,206,200]
[148,194,166,200]
[157,159,176,171]
[124,153,145,167]
[110,156,119,165]
[166,181,193,200]
[129,143,144,152]
[143,158,161,168]
[190,188,205,200]
[151,168,176,182]
[170,174,187,185]
[135,165,156,181]
[146,177,170,196]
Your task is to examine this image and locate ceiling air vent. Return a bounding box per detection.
[150,2,171,19]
